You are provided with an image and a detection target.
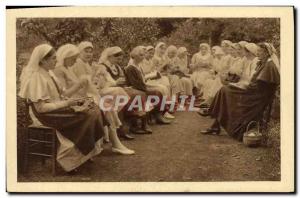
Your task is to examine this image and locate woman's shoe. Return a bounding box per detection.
[142,125,153,134]
[156,114,172,124]
[163,112,175,119]
[112,147,135,155]
[200,128,220,135]
[197,108,210,117]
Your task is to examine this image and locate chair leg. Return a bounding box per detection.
[23,128,29,173]
[51,131,57,176]
[41,130,46,165]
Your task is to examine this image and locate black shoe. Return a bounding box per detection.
[120,133,135,140]
[142,125,153,134]
[130,126,150,134]
[197,108,210,117]
[200,128,220,135]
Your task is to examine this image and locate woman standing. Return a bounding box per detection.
[201,43,280,141]
[19,44,134,174]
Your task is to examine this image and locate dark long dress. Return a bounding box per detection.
[209,59,280,140]
[32,77,109,155]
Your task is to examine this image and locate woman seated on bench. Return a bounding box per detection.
[19,44,134,174]
[201,42,280,141]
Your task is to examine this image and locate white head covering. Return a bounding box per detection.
[245,43,258,56]
[198,43,211,57]
[146,46,154,51]
[263,42,280,71]
[98,46,122,64]
[221,40,232,47]
[78,41,93,52]
[166,45,177,56]
[127,46,145,67]
[19,44,59,102]
[20,44,53,85]
[238,41,249,48]
[56,44,79,67]
[199,43,211,52]
[154,42,166,57]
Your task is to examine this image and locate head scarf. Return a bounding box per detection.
[238,41,249,48]
[199,43,210,51]
[56,44,79,67]
[245,43,258,56]
[166,45,178,57]
[19,44,57,101]
[78,41,93,52]
[262,42,280,71]
[154,42,166,57]
[128,46,145,66]
[146,46,154,51]
[221,40,233,47]
[98,46,122,64]
[198,43,211,59]
[20,44,53,85]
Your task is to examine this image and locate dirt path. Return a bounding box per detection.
[19,112,280,182]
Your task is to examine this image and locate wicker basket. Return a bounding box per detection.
[243,121,262,147]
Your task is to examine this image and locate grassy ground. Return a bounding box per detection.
[18,111,280,182]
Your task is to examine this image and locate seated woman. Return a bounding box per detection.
[125,46,172,125]
[19,44,134,173]
[70,42,134,140]
[151,42,172,92]
[190,43,214,97]
[140,45,175,119]
[237,43,260,88]
[71,41,95,77]
[199,46,229,107]
[95,46,152,135]
[201,42,280,141]
[226,43,247,83]
[173,47,194,103]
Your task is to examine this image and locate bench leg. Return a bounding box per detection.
[52,131,57,176]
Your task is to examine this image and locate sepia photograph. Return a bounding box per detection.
[6,6,294,192]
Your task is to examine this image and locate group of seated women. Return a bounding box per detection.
[18,39,280,174]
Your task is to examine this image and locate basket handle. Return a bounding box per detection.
[246,121,260,133]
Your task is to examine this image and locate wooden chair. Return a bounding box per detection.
[23,102,58,176]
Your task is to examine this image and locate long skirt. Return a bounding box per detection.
[209,85,275,140]
[32,103,108,171]
[191,70,214,90]
[180,77,193,95]
[168,74,182,96]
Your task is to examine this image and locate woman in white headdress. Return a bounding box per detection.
[151,42,171,89]
[226,43,247,82]
[71,41,95,78]
[239,43,260,86]
[164,45,182,97]
[52,44,98,100]
[190,43,214,95]
[173,47,194,98]
[19,44,134,173]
